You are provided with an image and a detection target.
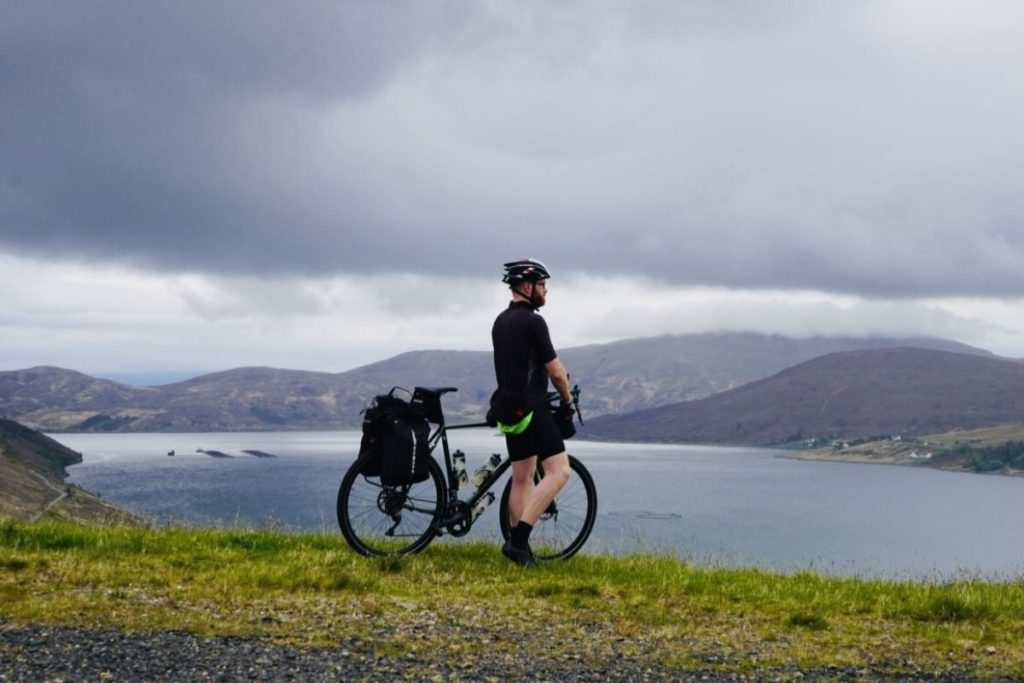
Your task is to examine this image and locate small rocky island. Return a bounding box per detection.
[241,450,277,458]
[196,449,232,458]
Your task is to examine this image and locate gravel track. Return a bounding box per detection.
[0,621,1000,682]
[25,471,67,523]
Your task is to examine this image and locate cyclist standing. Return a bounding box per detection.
[490,258,573,566]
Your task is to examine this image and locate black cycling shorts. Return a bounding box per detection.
[505,406,566,462]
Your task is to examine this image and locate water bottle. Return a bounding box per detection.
[470,491,495,523]
[452,450,469,491]
[471,453,502,487]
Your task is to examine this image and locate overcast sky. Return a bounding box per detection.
[2,1,1023,382]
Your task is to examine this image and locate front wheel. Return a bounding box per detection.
[337,454,446,556]
[499,454,597,561]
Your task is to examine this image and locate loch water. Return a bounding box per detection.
[60,430,1024,580]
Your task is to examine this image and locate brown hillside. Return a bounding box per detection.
[0,419,135,523]
[584,347,1024,446]
[0,418,82,475]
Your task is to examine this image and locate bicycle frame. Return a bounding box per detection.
[428,420,511,523]
[426,384,583,527]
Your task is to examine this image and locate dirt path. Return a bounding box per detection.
[27,470,68,522]
[0,620,979,682]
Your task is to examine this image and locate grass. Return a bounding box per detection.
[922,423,1024,449]
[1,518,1023,678]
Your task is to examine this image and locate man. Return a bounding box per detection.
[491,258,573,566]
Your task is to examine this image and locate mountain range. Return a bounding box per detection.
[0,332,1011,440]
[584,347,1024,446]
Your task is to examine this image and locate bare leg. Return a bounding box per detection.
[519,451,571,526]
[508,457,537,527]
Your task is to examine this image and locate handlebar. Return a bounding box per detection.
[546,384,584,426]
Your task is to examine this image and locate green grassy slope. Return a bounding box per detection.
[2,520,1021,679]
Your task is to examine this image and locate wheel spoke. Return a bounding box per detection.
[338,456,445,556]
[499,455,597,561]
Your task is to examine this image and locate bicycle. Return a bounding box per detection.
[336,385,597,559]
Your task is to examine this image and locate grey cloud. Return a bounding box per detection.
[1,1,1023,297]
[1,0,476,267]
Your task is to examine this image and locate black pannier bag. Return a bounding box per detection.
[358,388,431,486]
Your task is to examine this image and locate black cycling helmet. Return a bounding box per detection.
[502,258,551,285]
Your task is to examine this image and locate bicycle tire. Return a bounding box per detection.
[337,454,446,556]
[499,454,597,561]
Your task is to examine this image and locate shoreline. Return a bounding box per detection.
[783,448,1024,477]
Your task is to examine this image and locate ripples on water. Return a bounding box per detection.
[60,430,1024,580]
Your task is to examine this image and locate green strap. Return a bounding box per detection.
[497,411,533,435]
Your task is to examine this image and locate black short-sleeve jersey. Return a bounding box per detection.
[492,301,557,405]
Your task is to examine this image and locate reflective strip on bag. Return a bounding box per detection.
[497,411,533,435]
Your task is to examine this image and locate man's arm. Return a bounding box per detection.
[545,357,571,404]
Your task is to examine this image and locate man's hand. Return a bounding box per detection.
[552,402,576,439]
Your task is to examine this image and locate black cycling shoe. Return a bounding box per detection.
[502,541,538,567]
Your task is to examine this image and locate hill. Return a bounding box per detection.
[0,334,994,432]
[0,365,368,432]
[0,419,135,522]
[583,347,1024,446]
[562,333,989,416]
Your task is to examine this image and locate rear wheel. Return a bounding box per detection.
[499,454,597,560]
[337,454,446,556]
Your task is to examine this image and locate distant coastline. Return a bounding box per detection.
[784,449,1024,477]
[783,424,1024,478]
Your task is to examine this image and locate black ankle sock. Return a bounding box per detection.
[511,521,533,548]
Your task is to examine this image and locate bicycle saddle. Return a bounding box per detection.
[411,387,457,424]
[412,386,458,399]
